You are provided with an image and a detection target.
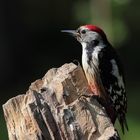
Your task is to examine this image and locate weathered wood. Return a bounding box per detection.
[3,63,120,140]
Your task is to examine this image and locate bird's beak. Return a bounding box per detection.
[61,30,79,38]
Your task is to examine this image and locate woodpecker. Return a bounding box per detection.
[62,24,128,134]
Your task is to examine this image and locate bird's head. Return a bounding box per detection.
[62,25,107,45]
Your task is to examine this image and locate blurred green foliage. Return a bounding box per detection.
[0,111,8,140]
[73,0,130,46]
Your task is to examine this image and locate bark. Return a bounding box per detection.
[3,63,120,140]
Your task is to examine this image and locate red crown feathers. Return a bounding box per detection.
[84,25,107,39]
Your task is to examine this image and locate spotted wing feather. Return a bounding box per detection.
[98,44,128,133]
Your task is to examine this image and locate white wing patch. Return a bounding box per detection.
[110,59,125,90]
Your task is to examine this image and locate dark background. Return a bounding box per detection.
[0,0,140,139]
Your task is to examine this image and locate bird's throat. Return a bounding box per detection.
[81,42,104,96]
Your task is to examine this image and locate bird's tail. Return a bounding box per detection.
[118,113,129,134]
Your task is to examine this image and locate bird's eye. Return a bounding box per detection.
[81,30,86,34]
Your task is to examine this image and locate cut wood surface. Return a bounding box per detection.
[3,63,120,140]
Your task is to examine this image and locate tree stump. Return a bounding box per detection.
[3,63,120,140]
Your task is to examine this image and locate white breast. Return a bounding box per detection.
[81,42,99,84]
[81,42,103,73]
[81,42,89,73]
[81,43,105,96]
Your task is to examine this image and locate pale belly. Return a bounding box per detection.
[82,44,103,96]
[82,57,99,95]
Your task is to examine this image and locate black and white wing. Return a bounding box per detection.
[98,45,128,133]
